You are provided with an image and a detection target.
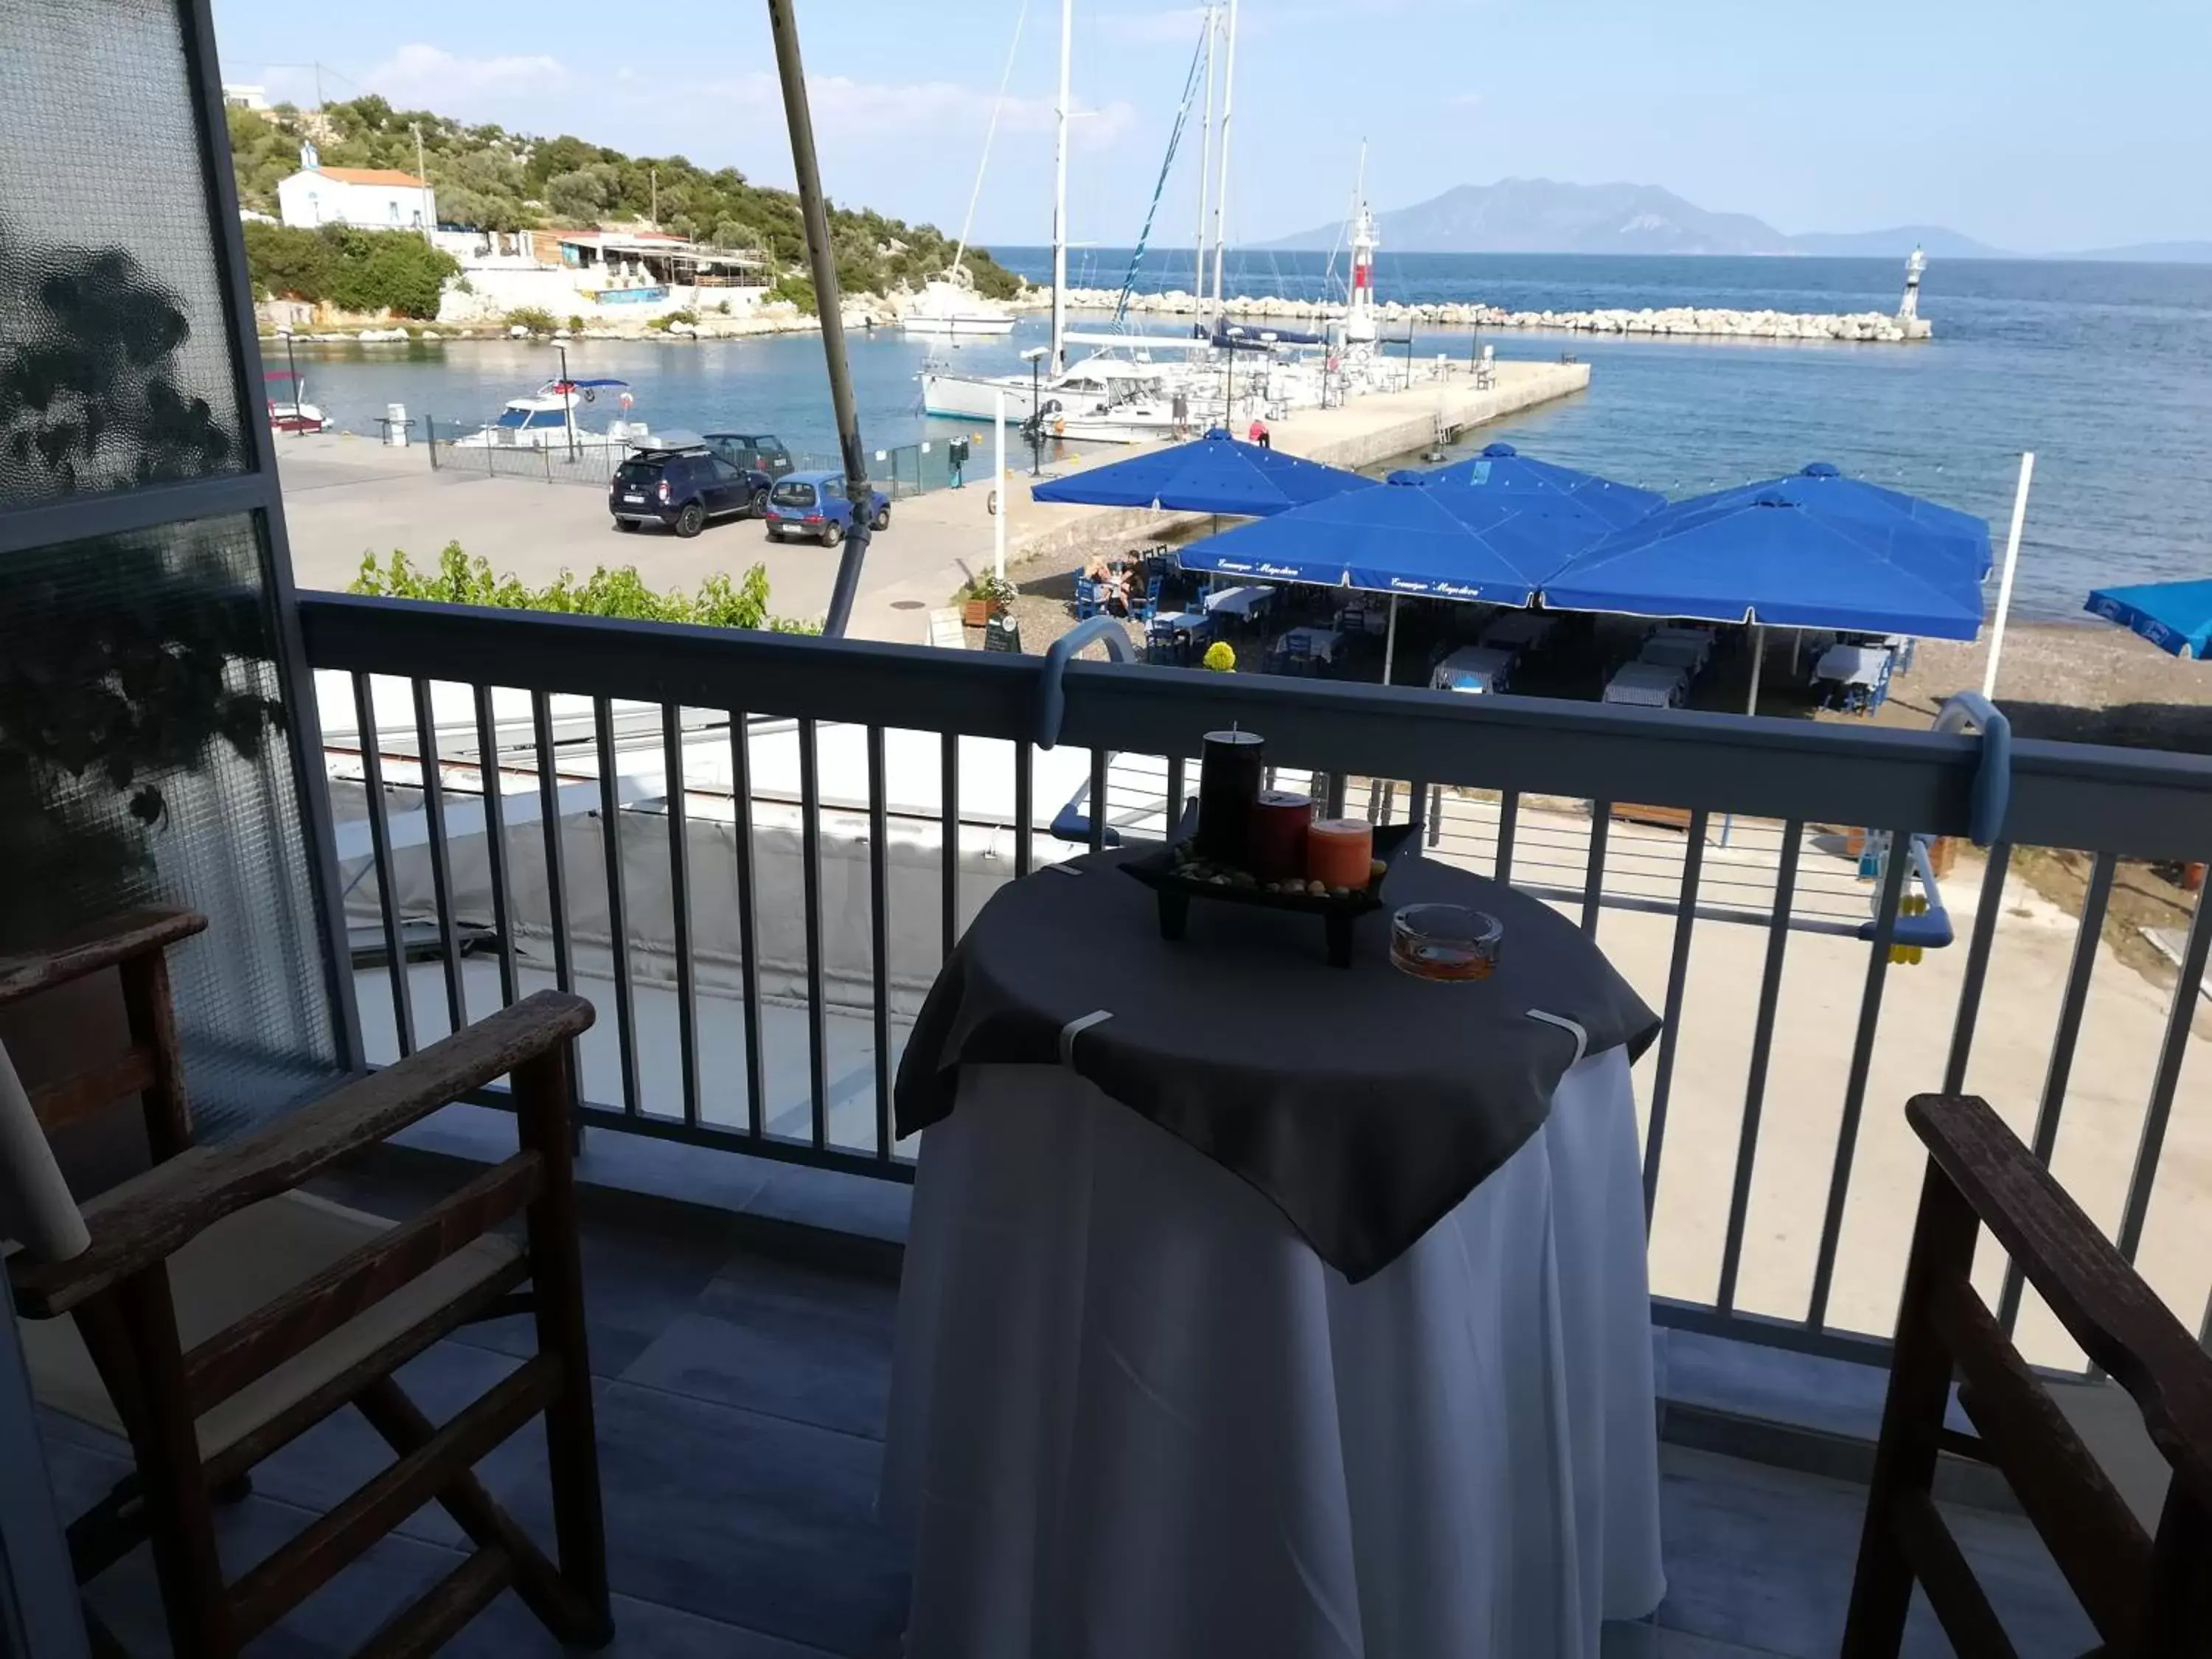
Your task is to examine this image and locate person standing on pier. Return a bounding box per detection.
[1248,415,1270,448]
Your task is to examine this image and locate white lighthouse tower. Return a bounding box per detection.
[1898,244,1927,323]
[1344,195,1380,346]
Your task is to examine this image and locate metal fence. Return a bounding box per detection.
[422,418,964,503]
[299,594,2212,1368]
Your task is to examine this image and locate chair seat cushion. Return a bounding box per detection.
[18,1189,522,1458]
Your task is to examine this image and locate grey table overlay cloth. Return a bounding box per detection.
[893,849,1661,1281]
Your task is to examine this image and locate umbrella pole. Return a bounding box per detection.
[993,388,1007,582]
[1382,594,1400,686]
[1982,450,2036,699]
[1746,623,1765,716]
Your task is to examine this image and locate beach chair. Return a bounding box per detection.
[1133,574,1163,625]
[1074,579,1102,622]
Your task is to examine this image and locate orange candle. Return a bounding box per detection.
[1305,818,1374,890]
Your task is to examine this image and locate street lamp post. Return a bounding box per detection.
[551,339,577,462]
[1022,344,1048,476]
[276,327,301,438]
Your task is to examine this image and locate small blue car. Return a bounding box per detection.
[764,470,891,547]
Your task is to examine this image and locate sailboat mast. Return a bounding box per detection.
[1194,4,1215,313]
[1049,0,1073,374]
[1209,0,1239,310]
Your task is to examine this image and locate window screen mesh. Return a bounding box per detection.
[0,0,246,507]
[0,514,339,1132]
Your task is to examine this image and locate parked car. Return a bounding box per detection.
[702,433,795,518]
[764,470,891,547]
[608,445,761,538]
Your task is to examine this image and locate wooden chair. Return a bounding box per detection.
[2,908,613,1658]
[1843,1093,2212,1658]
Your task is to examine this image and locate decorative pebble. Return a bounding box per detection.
[1306,880,1328,897]
[1369,858,1389,883]
[1329,886,1352,900]
[1230,871,1256,888]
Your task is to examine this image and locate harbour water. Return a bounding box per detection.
[273,252,2212,622]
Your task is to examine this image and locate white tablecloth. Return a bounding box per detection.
[1813,643,1893,688]
[1281,626,1343,663]
[1604,662,1687,708]
[881,1048,1666,1659]
[1205,584,1272,619]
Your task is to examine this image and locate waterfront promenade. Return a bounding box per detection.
[279,357,1590,639]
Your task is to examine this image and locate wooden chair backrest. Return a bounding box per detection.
[1845,1092,2212,1658]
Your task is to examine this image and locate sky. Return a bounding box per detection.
[209,0,2212,255]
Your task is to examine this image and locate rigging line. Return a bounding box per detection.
[1112,11,1212,327]
[952,0,1032,278]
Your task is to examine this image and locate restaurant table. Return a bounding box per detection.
[1604,661,1688,708]
[883,852,1667,1659]
[1813,641,1893,689]
[1280,625,1343,664]
[1203,582,1273,620]
[1638,634,1711,675]
[1480,610,1560,652]
[1431,642,1517,695]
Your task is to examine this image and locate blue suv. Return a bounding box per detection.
[764,470,891,547]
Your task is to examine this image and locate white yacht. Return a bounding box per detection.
[452,378,650,449]
[898,273,1015,340]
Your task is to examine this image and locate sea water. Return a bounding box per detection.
[275,251,2212,622]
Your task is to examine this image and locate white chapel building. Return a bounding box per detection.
[276,142,435,232]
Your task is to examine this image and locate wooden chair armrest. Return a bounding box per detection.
[10,990,594,1318]
[1906,1092,2212,1513]
[0,908,208,1009]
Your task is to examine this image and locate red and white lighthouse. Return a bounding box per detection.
[1345,198,1379,345]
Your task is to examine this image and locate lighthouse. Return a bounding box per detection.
[1898,244,1926,324]
[1345,197,1380,345]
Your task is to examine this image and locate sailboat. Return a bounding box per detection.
[920,0,1234,442]
[899,4,1022,341]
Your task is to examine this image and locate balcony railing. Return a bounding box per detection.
[296,593,2212,1374]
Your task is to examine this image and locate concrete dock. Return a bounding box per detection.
[276,356,1590,642]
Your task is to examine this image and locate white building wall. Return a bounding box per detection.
[276,171,435,232]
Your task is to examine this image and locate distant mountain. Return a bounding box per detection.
[1783,225,2008,259]
[2063,240,2212,264]
[1261,179,2006,258]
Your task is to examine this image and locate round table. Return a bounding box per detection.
[882,853,1668,1658]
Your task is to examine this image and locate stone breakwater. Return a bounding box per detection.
[1017,285,1933,343]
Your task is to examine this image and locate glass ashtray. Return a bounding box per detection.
[1390,904,1503,982]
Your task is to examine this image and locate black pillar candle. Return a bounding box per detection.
[1196,729,1265,863]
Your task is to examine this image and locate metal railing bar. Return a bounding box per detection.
[1941,844,2014,1095]
[1582,803,1611,935]
[2118,874,2212,1265]
[1997,849,2118,1334]
[1642,808,1709,1227]
[410,679,467,1040]
[1326,772,1347,817]
[470,686,521,1009]
[296,594,2212,862]
[798,717,830,1149]
[1166,756,1186,830]
[529,693,576,997]
[1717,821,1804,1313]
[1089,750,1110,854]
[940,734,959,964]
[1807,832,1911,1329]
[1495,792,1519,884]
[593,698,643,1117]
[351,673,415,1057]
[1015,742,1034,878]
[728,712,768,1137]
[868,724,894,1161]
[661,704,702,1130]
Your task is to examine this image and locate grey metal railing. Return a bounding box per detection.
[298,593,2212,1366]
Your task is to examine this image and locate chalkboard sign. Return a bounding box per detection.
[983,614,1023,654]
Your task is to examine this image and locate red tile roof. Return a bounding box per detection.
[315,166,428,187]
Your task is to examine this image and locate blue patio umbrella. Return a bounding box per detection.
[2085,579,2212,659]
[1684,462,1994,585]
[1177,472,1624,681]
[1030,428,1377,518]
[1421,442,1666,532]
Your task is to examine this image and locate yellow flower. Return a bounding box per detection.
[1203,640,1237,672]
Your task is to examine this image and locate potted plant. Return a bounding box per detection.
[961,574,1017,628]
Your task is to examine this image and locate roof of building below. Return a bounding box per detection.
[308,166,428,188]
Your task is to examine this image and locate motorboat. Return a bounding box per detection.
[264,369,330,434]
[451,378,650,449]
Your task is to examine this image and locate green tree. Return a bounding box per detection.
[322,229,459,319]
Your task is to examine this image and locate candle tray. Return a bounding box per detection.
[1121,801,1420,967]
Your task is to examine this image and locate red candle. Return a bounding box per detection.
[1305,818,1374,890]
[1245,791,1312,880]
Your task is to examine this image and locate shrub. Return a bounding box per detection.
[647,308,699,333]
[347,542,818,633]
[566,313,585,333]
[765,273,816,314]
[1203,640,1237,672]
[503,306,556,335]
